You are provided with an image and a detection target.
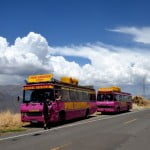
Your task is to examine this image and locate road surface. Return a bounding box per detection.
[0,109,150,150]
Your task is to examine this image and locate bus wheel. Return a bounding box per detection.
[59,111,66,123]
[85,109,90,119]
[127,106,130,112]
[117,107,120,114]
[101,112,105,115]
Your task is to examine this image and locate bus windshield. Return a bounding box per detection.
[23,89,54,103]
[97,94,114,101]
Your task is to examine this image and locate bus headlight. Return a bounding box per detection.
[22,112,27,116]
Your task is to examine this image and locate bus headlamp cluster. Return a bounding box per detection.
[22,112,28,116]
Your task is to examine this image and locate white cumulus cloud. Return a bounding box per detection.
[0,32,52,83]
[51,44,150,86]
[110,26,150,44]
[0,31,150,91]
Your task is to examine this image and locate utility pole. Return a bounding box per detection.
[142,75,146,98]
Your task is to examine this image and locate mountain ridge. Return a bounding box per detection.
[0,85,22,113]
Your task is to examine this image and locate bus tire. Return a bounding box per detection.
[117,107,120,114]
[127,105,130,112]
[101,112,105,115]
[85,109,90,119]
[59,111,66,123]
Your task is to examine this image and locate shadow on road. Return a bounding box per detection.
[97,110,132,115]
[23,115,96,129]
[23,111,132,129]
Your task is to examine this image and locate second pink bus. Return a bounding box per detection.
[97,86,132,113]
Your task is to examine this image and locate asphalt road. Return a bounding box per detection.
[0,109,150,150]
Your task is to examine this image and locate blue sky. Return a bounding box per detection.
[0,0,150,46]
[1,0,150,96]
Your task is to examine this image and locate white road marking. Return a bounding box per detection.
[0,109,149,142]
[51,142,72,150]
[124,118,137,125]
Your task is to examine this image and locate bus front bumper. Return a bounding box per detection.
[21,112,44,123]
[97,107,116,112]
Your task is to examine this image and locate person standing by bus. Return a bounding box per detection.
[43,98,50,129]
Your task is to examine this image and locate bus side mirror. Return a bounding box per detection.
[17,96,20,102]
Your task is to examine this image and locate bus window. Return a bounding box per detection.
[69,89,77,101]
[82,92,89,101]
[78,91,83,101]
[23,90,32,102]
[128,96,132,101]
[62,89,70,101]
[75,90,80,101]
[90,94,96,101]
[23,89,54,103]
[119,95,122,101]
[124,95,128,101]
[97,94,114,101]
[105,94,113,101]
[97,94,105,101]
[115,95,120,101]
[114,95,117,101]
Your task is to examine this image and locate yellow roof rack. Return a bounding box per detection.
[61,76,78,85]
[99,86,121,92]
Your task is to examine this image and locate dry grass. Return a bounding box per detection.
[132,96,150,109]
[132,103,145,110]
[0,111,26,134]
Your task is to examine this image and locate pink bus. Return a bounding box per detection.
[20,74,97,124]
[96,86,132,113]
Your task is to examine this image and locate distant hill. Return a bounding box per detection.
[0,85,22,113]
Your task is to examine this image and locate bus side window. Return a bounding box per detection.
[119,95,122,101]
[129,96,132,101]
[90,94,96,101]
[82,92,88,101]
[114,95,117,101]
[69,89,76,101]
[125,96,128,102]
[82,91,86,101]
[122,96,124,101]
[78,91,83,101]
[109,94,113,101]
[62,89,70,101]
[116,95,120,101]
[75,90,80,101]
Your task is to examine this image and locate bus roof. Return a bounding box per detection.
[25,74,95,91]
[98,91,131,95]
[24,76,95,92]
[98,86,131,95]
[98,86,121,92]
